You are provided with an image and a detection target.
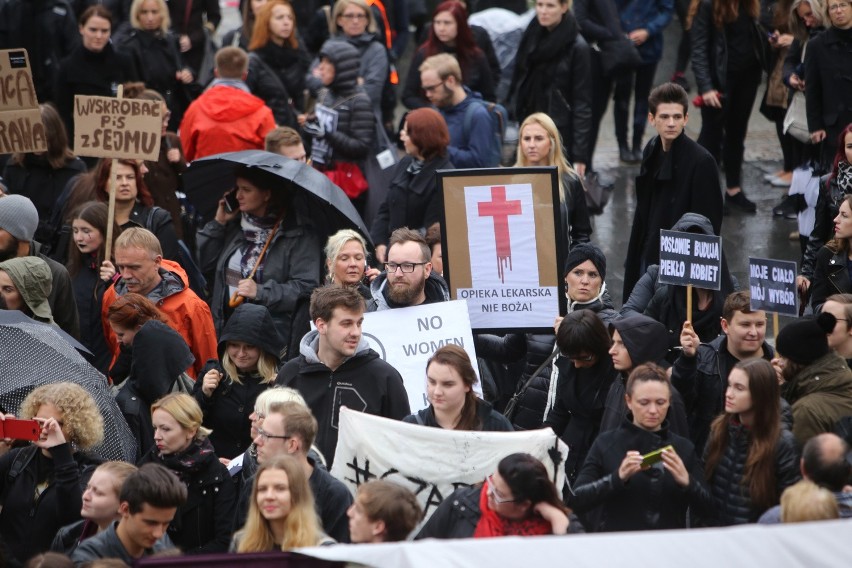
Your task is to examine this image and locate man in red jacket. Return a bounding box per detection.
[179,46,275,162]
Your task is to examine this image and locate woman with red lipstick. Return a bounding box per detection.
[232,455,333,551]
[703,358,800,525]
[140,393,236,553]
[811,192,852,310]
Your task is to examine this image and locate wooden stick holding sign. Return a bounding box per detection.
[73,87,162,259]
[658,229,723,326]
[686,284,693,323]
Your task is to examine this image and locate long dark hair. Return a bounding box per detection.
[420,1,481,73]
[9,103,75,168]
[498,453,570,514]
[426,344,480,430]
[66,201,119,279]
[830,123,852,181]
[826,194,852,255]
[687,0,760,29]
[705,358,782,511]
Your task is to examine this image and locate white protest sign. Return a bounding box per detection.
[73,95,162,160]
[362,300,479,411]
[0,49,46,154]
[330,408,569,525]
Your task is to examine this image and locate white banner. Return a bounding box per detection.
[330,408,568,526]
[362,300,479,411]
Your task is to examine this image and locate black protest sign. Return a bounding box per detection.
[658,230,723,290]
[0,49,46,154]
[749,257,798,317]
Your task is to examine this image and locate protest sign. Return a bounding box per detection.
[73,95,162,161]
[362,300,479,411]
[658,229,723,290]
[438,168,565,333]
[0,49,46,154]
[749,257,798,317]
[329,408,569,525]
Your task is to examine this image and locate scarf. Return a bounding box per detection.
[240,211,279,281]
[156,438,217,484]
[405,157,424,176]
[472,483,552,538]
[837,162,852,194]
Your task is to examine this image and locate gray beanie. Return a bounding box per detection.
[0,195,38,242]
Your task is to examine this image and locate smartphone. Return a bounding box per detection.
[224,190,239,213]
[0,418,41,441]
[641,445,674,468]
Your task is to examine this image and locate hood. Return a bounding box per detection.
[671,212,715,236]
[218,303,284,362]
[113,258,187,300]
[197,85,269,122]
[0,256,53,323]
[133,320,195,378]
[370,271,450,310]
[319,40,360,93]
[786,351,852,402]
[610,314,669,367]
[297,328,370,366]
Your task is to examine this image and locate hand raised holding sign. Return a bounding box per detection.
[680,321,700,357]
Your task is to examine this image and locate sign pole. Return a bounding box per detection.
[686,284,693,323]
[103,85,124,262]
[773,312,780,343]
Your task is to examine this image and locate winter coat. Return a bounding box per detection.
[193,303,283,459]
[368,270,450,311]
[71,256,113,374]
[559,172,593,250]
[71,521,173,565]
[573,0,622,43]
[705,420,800,525]
[3,155,86,247]
[0,443,100,563]
[403,44,495,109]
[275,330,411,466]
[50,518,98,556]
[28,241,81,339]
[508,13,592,164]
[370,154,453,247]
[102,259,218,378]
[308,457,354,542]
[246,52,298,128]
[623,137,723,299]
[403,398,514,431]
[308,33,388,113]
[811,246,852,312]
[179,83,275,161]
[571,420,713,532]
[544,355,618,482]
[196,210,320,356]
[440,87,497,168]
[802,174,841,280]
[139,441,236,554]
[252,41,310,112]
[671,334,776,451]
[782,351,852,447]
[166,0,221,73]
[143,132,187,239]
[804,26,852,140]
[614,0,674,64]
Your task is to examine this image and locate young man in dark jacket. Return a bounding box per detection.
[276,286,410,467]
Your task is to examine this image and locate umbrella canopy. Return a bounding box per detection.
[182,150,372,248]
[0,313,137,462]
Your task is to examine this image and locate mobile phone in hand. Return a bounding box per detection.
[224,190,239,214]
[0,419,41,441]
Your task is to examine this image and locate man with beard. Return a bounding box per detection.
[276,286,410,467]
[368,227,449,311]
[0,194,79,337]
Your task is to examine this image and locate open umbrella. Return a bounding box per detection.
[182,150,372,247]
[0,313,137,462]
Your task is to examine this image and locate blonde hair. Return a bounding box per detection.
[114,227,162,257]
[780,480,839,522]
[129,0,171,33]
[515,112,576,205]
[150,393,212,441]
[94,461,139,497]
[223,349,278,385]
[323,229,368,284]
[236,455,323,551]
[254,386,307,415]
[332,0,377,34]
[419,52,462,83]
[19,383,104,450]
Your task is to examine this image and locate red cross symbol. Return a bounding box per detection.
[478,186,522,283]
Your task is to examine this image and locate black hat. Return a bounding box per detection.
[776,312,836,366]
[563,243,607,281]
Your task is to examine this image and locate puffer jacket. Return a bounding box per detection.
[705,420,799,526]
[783,351,852,447]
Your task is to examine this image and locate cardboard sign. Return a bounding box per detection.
[749,257,798,317]
[329,408,568,527]
[0,49,46,154]
[658,229,723,290]
[73,95,162,160]
[361,300,480,412]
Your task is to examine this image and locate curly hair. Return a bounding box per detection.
[19,383,104,450]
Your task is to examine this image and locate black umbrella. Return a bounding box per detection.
[0,313,138,462]
[182,150,372,247]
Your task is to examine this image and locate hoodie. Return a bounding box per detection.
[368,270,450,311]
[275,330,410,466]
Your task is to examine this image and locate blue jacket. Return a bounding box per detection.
[614,0,674,64]
[440,87,494,168]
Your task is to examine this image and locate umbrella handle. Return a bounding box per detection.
[229,291,246,308]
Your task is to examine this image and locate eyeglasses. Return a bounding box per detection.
[487,474,517,504]
[256,427,291,442]
[829,2,850,10]
[385,261,428,273]
[341,12,367,19]
[565,353,594,363]
[421,81,445,93]
[252,409,266,421]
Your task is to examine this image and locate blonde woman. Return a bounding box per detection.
[140,393,236,553]
[193,303,284,459]
[515,112,592,254]
[323,229,380,298]
[0,383,104,563]
[232,455,333,551]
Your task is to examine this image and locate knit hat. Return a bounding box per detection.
[776,312,836,366]
[0,195,38,242]
[564,243,607,281]
[0,256,53,323]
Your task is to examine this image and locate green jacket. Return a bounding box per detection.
[784,351,852,446]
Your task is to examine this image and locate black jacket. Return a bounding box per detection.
[508,13,592,164]
[246,52,297,128]
[573,0,621,43]
[403,44,495,109]
[0,444,100,563]
[571,420,713,532]
[275,330,411,466]
[308,458,354,543]
[811,246,852,311]
[624,136,723,299]
[403,398,513,431]
[804,26,852,137]
[51,518,98,556]
[71,255,113,374]
[370,154,453,246]
[252,42,311,114]
[802,175,842,280]
[166,0,221,73]
[705,421,800,526]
